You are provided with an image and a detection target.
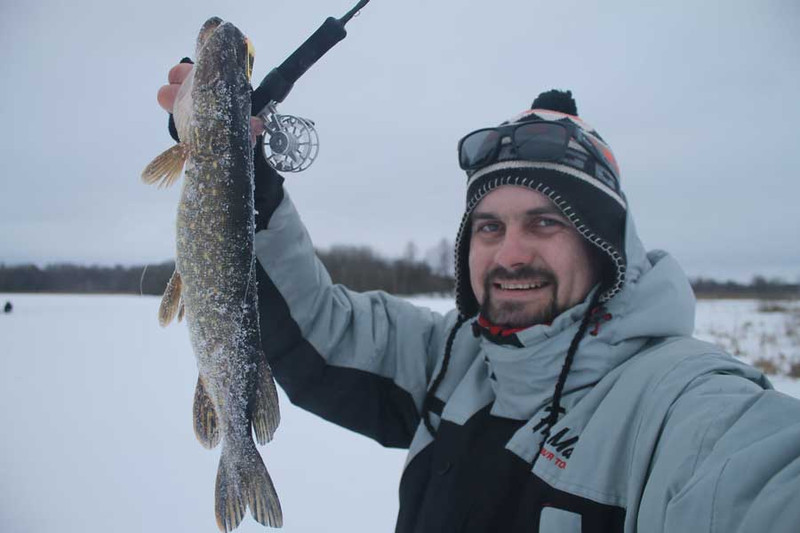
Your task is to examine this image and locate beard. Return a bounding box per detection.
[479,265,560,328]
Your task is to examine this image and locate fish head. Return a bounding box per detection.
[140,18,253,188]
[195,17,224,56]
[194,20,253,88]
[175,19,252,142]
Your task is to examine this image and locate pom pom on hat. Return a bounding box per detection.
[531,89,578,116]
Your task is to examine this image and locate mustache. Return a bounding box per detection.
[484,265,557,285]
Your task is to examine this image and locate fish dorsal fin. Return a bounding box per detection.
[141,143,189,188]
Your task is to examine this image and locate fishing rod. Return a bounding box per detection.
[253,0,372,172]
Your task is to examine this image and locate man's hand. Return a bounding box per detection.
[157,61,265,143]
[157,63,193,113]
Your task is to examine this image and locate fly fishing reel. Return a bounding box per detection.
[260,104,319,172]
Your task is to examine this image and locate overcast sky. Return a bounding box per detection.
[1,0,798,281]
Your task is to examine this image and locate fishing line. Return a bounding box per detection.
[139,264,149,296]
[242,255,256,308]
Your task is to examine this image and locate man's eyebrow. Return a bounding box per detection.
[471,206,564,220]
[525,206,564,217]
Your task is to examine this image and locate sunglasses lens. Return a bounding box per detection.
[460,129,501,169]
[513,123,569,161]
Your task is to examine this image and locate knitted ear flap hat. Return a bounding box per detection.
[454,90,628,318]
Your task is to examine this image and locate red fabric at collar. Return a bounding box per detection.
[476,315,528,337]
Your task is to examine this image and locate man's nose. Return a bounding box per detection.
[494,227,535,269]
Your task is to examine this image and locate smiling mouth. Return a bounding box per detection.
[493,281,550,291]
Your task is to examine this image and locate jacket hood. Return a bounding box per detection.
[483,210,696,420]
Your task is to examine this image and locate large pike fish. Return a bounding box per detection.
[141,17,282,531]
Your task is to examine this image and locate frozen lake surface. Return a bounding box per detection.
[1,293,798,532]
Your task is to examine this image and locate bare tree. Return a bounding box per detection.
[425,238,454,277]
[403,241,418,264]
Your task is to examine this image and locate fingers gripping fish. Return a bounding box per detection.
[142,18,282,531]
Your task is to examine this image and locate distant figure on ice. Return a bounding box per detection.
[3,301,11,314]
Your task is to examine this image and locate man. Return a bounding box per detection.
[158,64,800,531]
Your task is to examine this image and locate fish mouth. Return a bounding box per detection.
[245,37,255,81]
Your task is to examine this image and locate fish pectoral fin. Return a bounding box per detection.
[252,358,280,445]
[177,299,185,322]
[193,376,221,449]
[141,143,189,188]
[215,440,283,532]
[158,270,183,327]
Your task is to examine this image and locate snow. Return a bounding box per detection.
[1,293,798,532]
[694,299,800,374]
[0,294,405,533]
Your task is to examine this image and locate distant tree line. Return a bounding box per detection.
[690,276,800,299]
[318,245,452,295]
[0,240,456,297]
[2,250,797,299]
[0,262,176,295]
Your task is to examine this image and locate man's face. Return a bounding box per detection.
[468,186,599,328]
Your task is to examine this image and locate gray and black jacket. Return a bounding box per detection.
[254,193,800,532]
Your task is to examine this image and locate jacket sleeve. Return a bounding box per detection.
[253,192,457,449]
[638,368,800,532]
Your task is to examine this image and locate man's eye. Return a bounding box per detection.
[476,222,500,233]
[534,217,562,228]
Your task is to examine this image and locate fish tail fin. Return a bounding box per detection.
[141,143,188,188]
[193,376,220,449]
[252,358,280,445]
[215,439,282,532]
[158,270,183,327]
[215,444,247,532]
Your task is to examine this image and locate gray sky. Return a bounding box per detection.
[1,0,798,282]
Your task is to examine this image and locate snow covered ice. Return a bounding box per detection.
[694,299,800,375]
[0,293,404,532]
[1,293,798,532]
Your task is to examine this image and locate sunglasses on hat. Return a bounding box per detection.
[457,120,620,190]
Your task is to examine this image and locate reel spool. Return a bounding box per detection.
[261,105,319,172]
